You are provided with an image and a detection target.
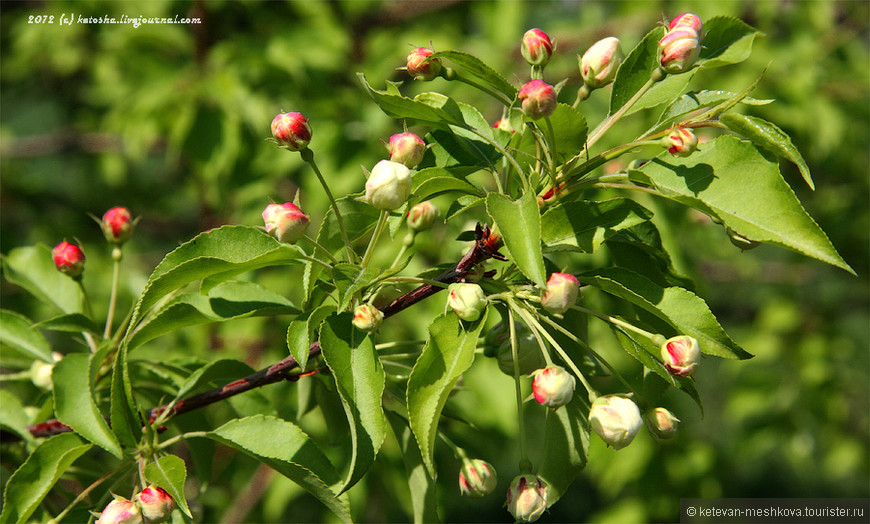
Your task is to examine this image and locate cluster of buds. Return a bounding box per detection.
[407,201,439,232]
[540,272,579,314]
[52,240,86,279]
[531,366,575,409]
[659,13,704,74]
[588,395,643,450]
[647,407,680,439]
[95,486,174,524]
[579,37,624,90]
[262,202,310,244]
[518,79,557,120]
[505,474,549,522]
[271,112,312,151]
[101,207,135,245]
[447,283,487,322]
[662,127,699,157]
[352,304,383,333]
[388,132,426,168]
[458,458,498,498]
[406,47,442,81]
[660,335,701,376]
[521,28,555,67]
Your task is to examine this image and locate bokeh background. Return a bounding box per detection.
[1,1,867,522]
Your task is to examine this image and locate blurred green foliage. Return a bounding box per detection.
[1,1,867,522]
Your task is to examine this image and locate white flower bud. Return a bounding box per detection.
[365,160,412,211]
[531,366,575,408]
[447,283,487,322]
[588,395,643,450]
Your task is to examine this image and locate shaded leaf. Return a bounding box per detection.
[544,104,587,160]
[144,454,192,518]
[386,411,440,524]
[331,264,382,312]
[486,192,546,287]
[0,309,52,362]
[358,73,464,128]
[287,305,335,371]
[537,395,590,505]
[541,199,653,253]
[429,50,517,99]
[0,390,34,443]
[699,16,763,68]
[32,313,100,335]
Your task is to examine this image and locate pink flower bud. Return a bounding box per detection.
[580,37,624,89]
[496,329,547,376]
[521,28,555,67]
[459,459,498,498]
[647,407,680,439]
[541,272,579,314]
[95,497,143,524]
[531,366,576,408]
[389,132,426,168]
[101,207,134,244]
[365,160,412,211]
[588,395,643,450]
[262,202,310,244]
[661,335,700,376]
[406,47,441,81]
[659,13,704,74]
[505,474,548,522]
[271,112,311,151]
[407,201,439,231]
[134,485,174,523]
[52,241,85,279]
[518,79,557,120]
[352,304,383,333]
[447,283,486,322]
[662,128,699,157]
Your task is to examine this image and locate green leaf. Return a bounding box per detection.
[207,415,350,523]
[129,226,303,328]
[415,176,483,200]
[128,281,299,351]
[637,136,852,273]
[580,267,751,360]
[331,264,382,312]
[1,245,84,314]
[610,27,662,114]
[536,395,590,505]
[358,73,464,127]
[407,311,488,478]
[427,128,500,168]
[171,359,255,403]
[319,313,387,492]
[110,342,141,448]
[626,73,696,118]
[144,454,192,518]
[0,433,92,524]
[32,313,100,335]
[720,113,814,190]
[699,16,763,68]
[429,50,517,100]
[0,390,34,443]
[0,309,52,362]
[541,199,653,253]
[52,353,123,458]
[287,305,335,371]
[545,104,587,160]
[486,192,547,287]
[650,90,773,134]
[316,194,381,255]
[386,411,439,524]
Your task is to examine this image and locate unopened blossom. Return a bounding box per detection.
[406,47,441,80]
[505,475,548,522]
[365,160,412,211]
[580,37,624,89]
[262,202,310,244]
[521,28,555,67]
[101,207,134,244]
[447,283,487,322]
[647,407,680,439]
[588,395,643,450]
[52,241,85,279]
[271,112,311,151]
[95,497,143,524]
[531,366,575,408]
[659,13,704,74]
[541,272,579,314]
[660,335,700,376]
[352,304,383,333]
[459,459,497,498]
[389,132,426,168]
[663,128,698,157]
[134,485,174,523]
[407,201,439,231]
[518,79,557,120]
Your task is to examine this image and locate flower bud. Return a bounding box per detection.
[352,304,383,333]
[407,201,439,232]
[52,241,85,279]
[447,283,486,322]
[540,272,579,314]
[459,459,498,498]
[262,202,310,244]
[588,395,643,450]
[389,132,426,168]
[521,28,555,67]
[406,47,441,81]
[660,335,700,376]
[662,128,698,157]
[579,37,624,89]
[531,366,575,408]
[496,330,547,376]
[659,13,703,74]
[518,80,557,120]
[647,407,680,439]
[134,485,174,523]
[101,207,134,244]
[30,353,62,391]
[271,112,311,151]
[365,160,412,211]
[95,496,143,524]
[505,474,548,522]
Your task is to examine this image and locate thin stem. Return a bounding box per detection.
[467,127,528,192]
[374,340,426,352]
[361,210,389,268]
[543,116,558,180]
[104,248,122,339]
[571,304,660,341]
[438,432,468,460]
[508,299,553,367]
[591,182,662,196]
[379,276,450,288]
[300,148,355,263]
[587,77,658,149]
[508,308,529,465]
[390,231,415,269]
[301,235,339,265]
[157,431,209,450]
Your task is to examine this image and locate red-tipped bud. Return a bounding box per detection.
[407,201,439,231]
[352,304,383,333]
[659,13,703,74]
[661,335,700,376]
[134,485,174,523]
[271,112,311,151]
[447,283,486,322]
[459,459,498,498]
[505,474,548,523]
[580,37,624,89]
[101,207,134,244]
[647,407,680,439]
[541,272,579,314]
[262,202,310,244]
[521,28,555,67]
[52,241,85,279]
[406,47,442,81]
[662,128,699,157]
[365,160,412,211]
[389,132,426,168]
[95,496,143,524]
[589,395,643,450]
[518,80,557,120]
[532,366,575,408]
